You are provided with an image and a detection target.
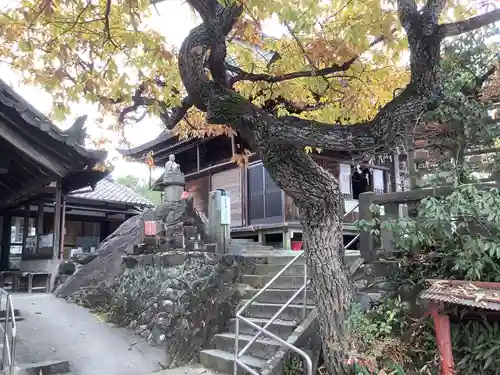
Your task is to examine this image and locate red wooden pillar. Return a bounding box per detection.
[430,302,454,375]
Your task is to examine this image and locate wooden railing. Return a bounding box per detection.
[358,183,500,262]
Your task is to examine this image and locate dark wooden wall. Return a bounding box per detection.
[183,153,390,228]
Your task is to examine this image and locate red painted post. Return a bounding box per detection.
[430,302,454,375]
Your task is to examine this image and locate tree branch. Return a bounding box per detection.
[228,31,392,85]
[184,0,220,25]
[397,0,419,32]
[439,9,500,38]
[102,0,119,48]
[160,97,193,129]
[421,0,447,35]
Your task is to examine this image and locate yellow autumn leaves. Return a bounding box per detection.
[0,0,490,140]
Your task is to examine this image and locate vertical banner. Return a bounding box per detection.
[373,169,385,193]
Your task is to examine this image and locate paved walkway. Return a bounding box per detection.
[150,366,218,375]
[12,293,167,375]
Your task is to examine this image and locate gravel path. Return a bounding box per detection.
[12,293,167,375]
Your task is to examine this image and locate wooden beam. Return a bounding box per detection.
[371,182,500,205]
[0,118,67,176]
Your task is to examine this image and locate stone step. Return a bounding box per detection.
[231,239,257,244]
[239,287,315,305]
[239,250,299,260]
[253,264,308,276]
[227,317,297,337]
[200,349,265,375]
[214,332,281,359]
[242,275,304,289]
[241,301,314,321]
[242,246,276,252]
[266,254,305,266]
[265,250,361,266]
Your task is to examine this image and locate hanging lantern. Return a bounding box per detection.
[145,151,155,169]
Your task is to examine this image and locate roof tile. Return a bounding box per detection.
[69,176,154,207]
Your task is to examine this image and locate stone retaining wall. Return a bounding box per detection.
[69,251,263,367]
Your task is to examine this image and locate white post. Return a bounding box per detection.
[208,189,231,254]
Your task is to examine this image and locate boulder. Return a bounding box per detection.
[54,215,144,298]
[72,252,99,265]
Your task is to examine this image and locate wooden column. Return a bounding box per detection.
[405,138,417,190]
[390,154,401,193]
[0,215,11,271]
[100,221,111,243]
[36,201,44,255]
[430,302,454,375]
[22,204,30,255]
[52,180,62,259]
[359,191,375,262]
[230,134,236,155]
[59,195,66,259]
[283,230,292,250]
[196,144,201,172]
[241,164,248,227]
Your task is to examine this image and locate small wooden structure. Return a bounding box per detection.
[420,279,500,375]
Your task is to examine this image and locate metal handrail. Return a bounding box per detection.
[233,202,361,375]
[345,233,360,250]
[234,251,311,375]
[236,312,313,375]
[0,288,16,375]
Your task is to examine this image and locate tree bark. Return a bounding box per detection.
[302,211,354,375]
[259,144,355,374]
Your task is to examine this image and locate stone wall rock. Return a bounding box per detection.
[69,251,244,367]
[54,215,144,298]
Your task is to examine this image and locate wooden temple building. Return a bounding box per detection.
[8,176,153,269]
[0,80,152,284]
[119,132,406,249]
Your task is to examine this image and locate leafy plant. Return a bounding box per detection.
[350,29,500,374]
[284,356,303,375]
[343,298,412,373]
[453,320,500,375]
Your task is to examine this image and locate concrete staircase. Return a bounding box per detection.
[229,238,276,253]
[199,249,362,375]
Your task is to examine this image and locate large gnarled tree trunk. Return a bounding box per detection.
[262,144,354,374]
[166,1,500,373]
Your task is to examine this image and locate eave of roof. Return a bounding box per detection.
[0,79,111,208]
[0,78,108,166]
[68,176,154,207]
[117,132,212,163]
[117,130,177,157]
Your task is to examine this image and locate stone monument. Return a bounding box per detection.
[133,154,205,254]
[163,154,185,202]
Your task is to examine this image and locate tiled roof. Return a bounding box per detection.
[69,176,154,207]
[0,78,107,162]
[420,279,500,311]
